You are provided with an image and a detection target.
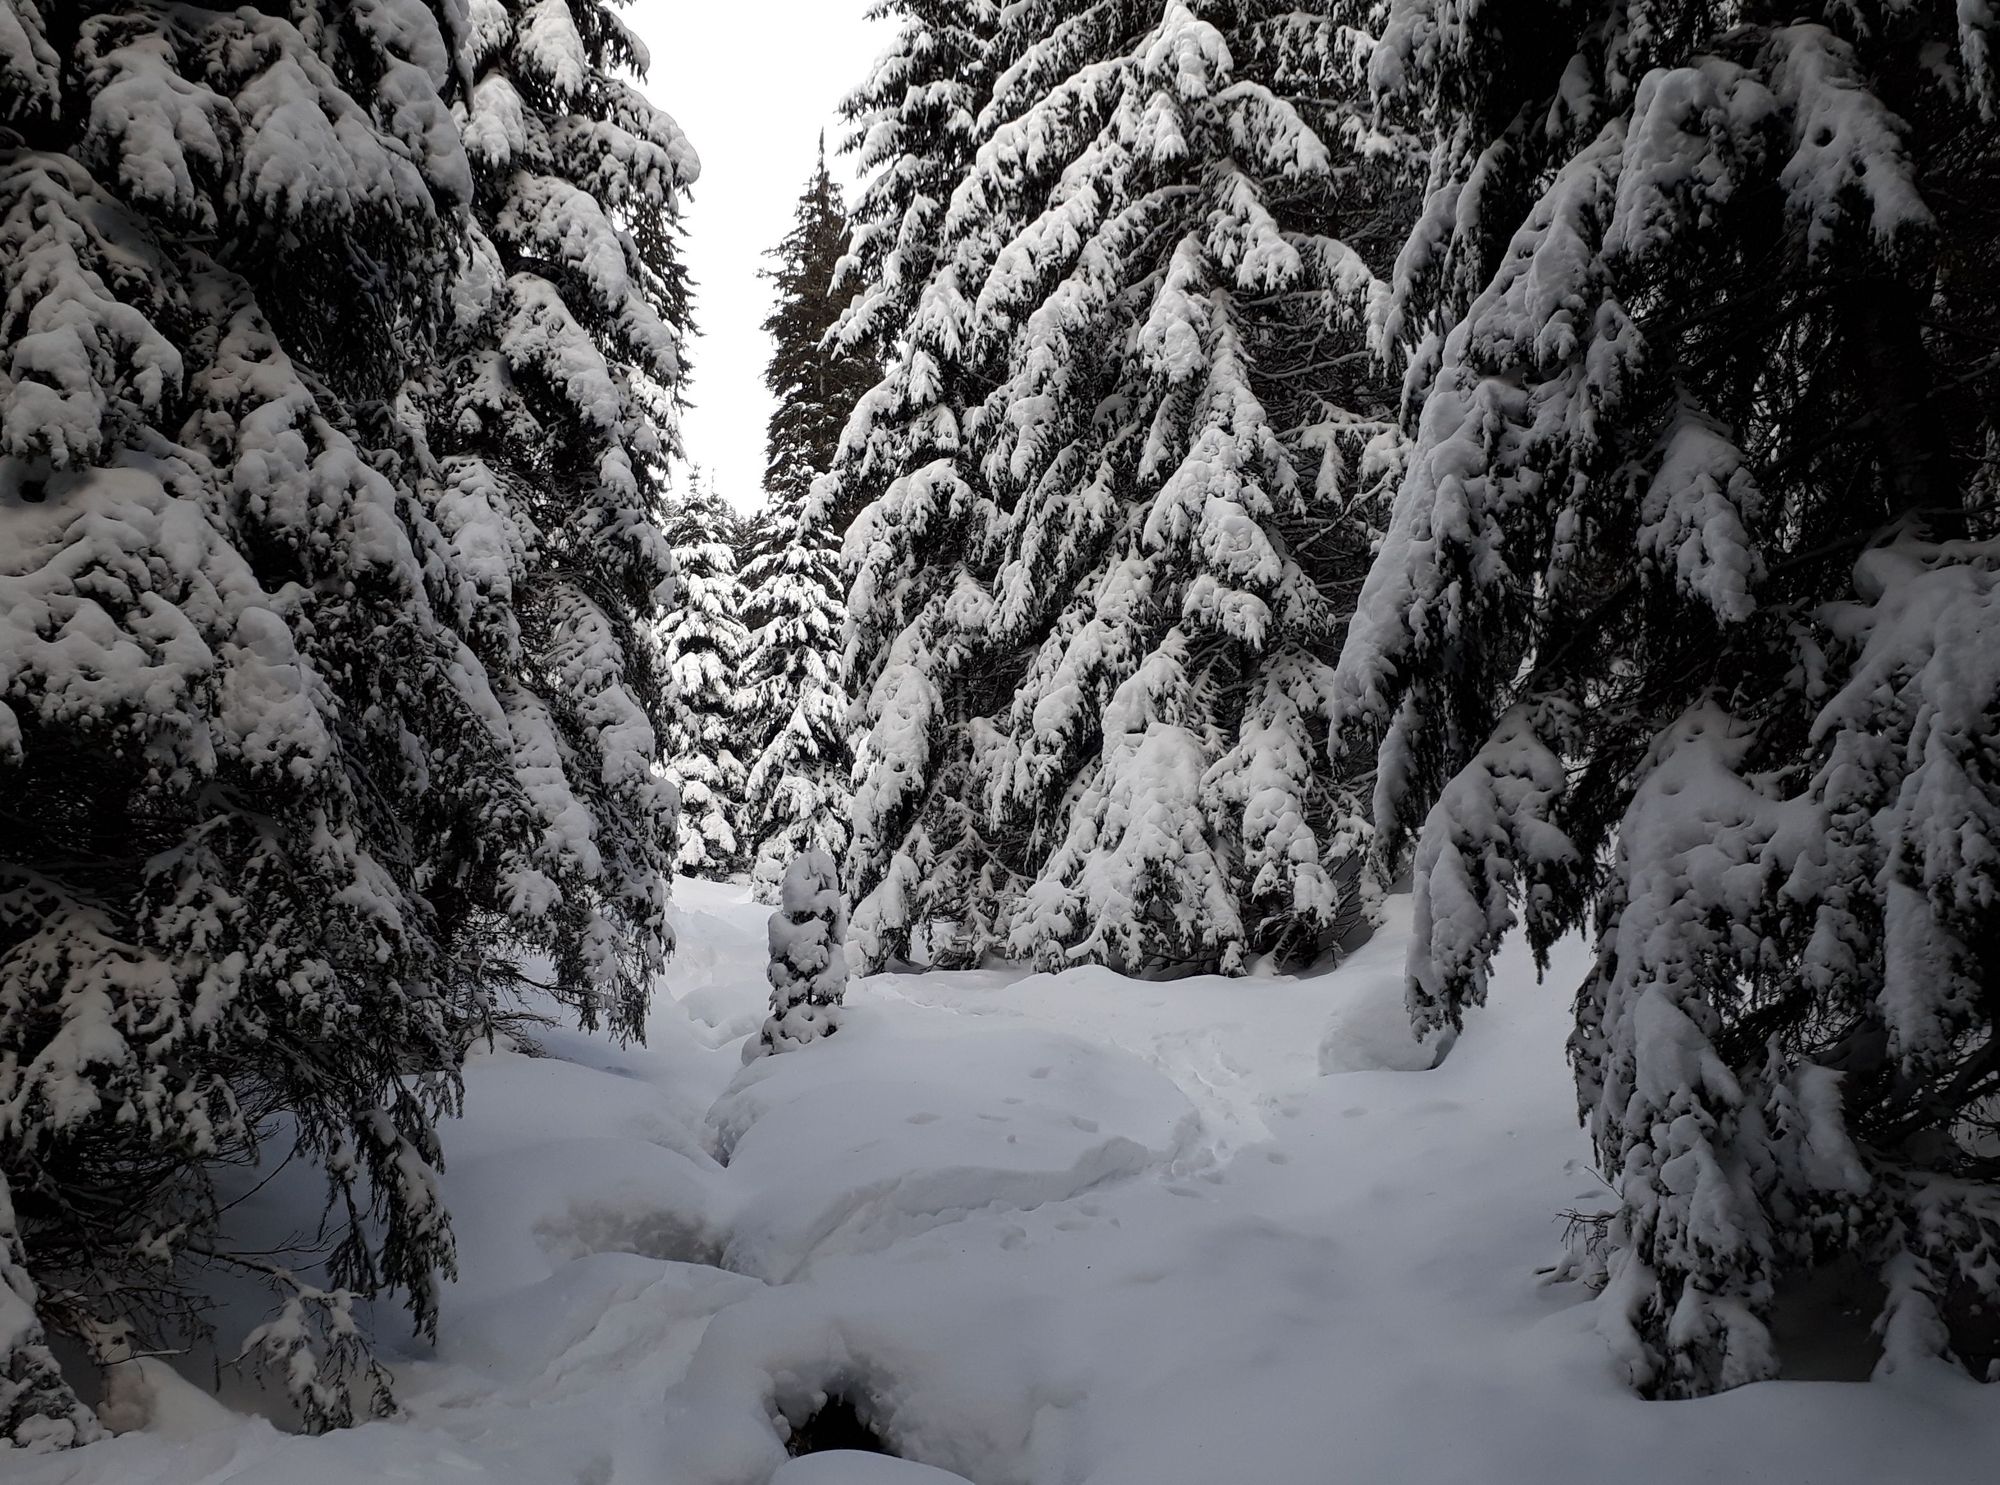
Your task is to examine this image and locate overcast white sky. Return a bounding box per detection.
[626,1,892,513]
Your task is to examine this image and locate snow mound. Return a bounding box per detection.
[439,1049,724,1296]
[95,1359,240,1442]
[436,1251,755,1402]
[458,1045,715,1163]
[679,982,769,1046]
[867,910,1434,1159]
[773,1453,975,1484]
[443,1136,721,1296]
[1316,899,1436,1074]
[709,1005,1200,1280]
[668,877,781,1047]
[657,1277,1061,1485]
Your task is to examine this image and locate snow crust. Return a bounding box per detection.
[19,879,2000,1484]
[772,1454,974,1485]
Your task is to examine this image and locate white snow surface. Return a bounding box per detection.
[20,881,1999,1484]
[771,1455,972,1485]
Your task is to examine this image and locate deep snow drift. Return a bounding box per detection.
[17,879,1999,1484]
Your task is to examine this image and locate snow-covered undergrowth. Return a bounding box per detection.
[19,880,1999,1485]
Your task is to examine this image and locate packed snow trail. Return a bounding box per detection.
[19,879,2000,1485]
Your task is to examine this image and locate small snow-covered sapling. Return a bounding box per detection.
[753,850,850,1057]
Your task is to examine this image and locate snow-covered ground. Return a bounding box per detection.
[20,880,2000,1485]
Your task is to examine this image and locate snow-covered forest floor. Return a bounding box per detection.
[20,881,2000,1485]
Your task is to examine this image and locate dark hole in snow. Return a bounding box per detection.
[786,1393,891,1458]
[18,478,46,504]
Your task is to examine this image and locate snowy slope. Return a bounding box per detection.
[17,880,1999,1485]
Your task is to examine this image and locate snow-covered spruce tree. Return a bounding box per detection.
[739,511,852,902]
[821,0,1025,969]
[0,1177,93,1447]
[660,475,750,878]
[750,849,849,1058]
[762,138,885,533]
[0,0,692,1442]
[438,0,697,1032]
[0,0,474,1439]
[831,0,1004,366]
[733,142,877,900]
[1338,0,2000,1395]
[836,0,1358,972]
[822,0,1405,975]
[957,0,1409,975]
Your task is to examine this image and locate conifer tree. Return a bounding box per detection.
[976,0,1405,974]
[820,0,1019,969]
[660,474,750,879]
[738,146,875,902]
[762,140,883,533]
[830,0,1406,972]
[1338,0,2000,1396]
[0,1182,92,1448]
[751,849,849,1057]
[438,0,697,1033]
[829,0,1005,364]
[0,0,694,1440]
[739,509,852,902]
